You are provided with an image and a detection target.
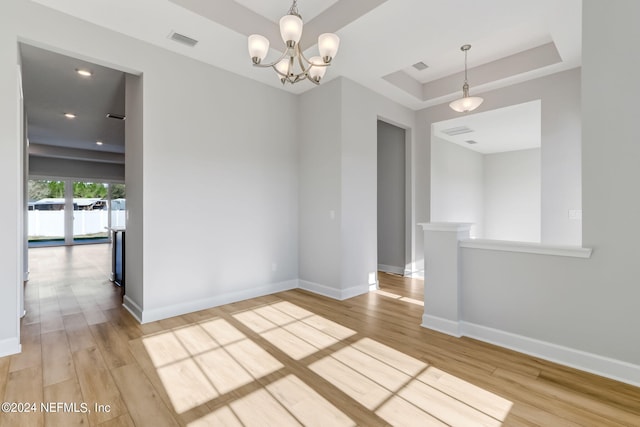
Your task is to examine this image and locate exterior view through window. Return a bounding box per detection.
[28,179,125,246]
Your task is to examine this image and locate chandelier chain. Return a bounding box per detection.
[288,0,300,17]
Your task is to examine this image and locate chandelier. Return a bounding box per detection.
[449,44,484,112]
[247,0,340,85]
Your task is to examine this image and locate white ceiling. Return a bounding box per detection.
[30,0,582,110]
[234,0,340,23]
[432,100,541,155]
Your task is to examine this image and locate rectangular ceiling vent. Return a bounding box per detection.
[465,140,478,145]
[106,113,126,121]
[412,61,429,71]
[168,31,199,47]
[441,126,473,136]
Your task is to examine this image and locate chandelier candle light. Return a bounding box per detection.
[247,0,340,85]
[449,44,484,113]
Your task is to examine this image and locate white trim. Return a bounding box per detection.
[298,280,370,300]
[378,264,404,275]
[419,222,473,232]
[123,295,143,323]
[461,321,640,387]
[340,284,370,300]
[421,314,461,337]
[460,239,592,258]
[298,280,341,300]
[0,337,21,358]
[139,280,298,324]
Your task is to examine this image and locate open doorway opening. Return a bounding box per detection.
[377,120,408,276]
[20,43,130,316]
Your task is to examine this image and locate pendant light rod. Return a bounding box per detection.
[450,44,484,113]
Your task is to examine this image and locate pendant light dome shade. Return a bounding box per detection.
[450,44,483,113]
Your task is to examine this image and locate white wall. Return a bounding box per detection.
[430,136,484,238]
[377,120,406,273]
[483,148,540,242]
[0,0,300,328]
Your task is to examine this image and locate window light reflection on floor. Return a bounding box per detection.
[142,318,284,414]
[374,289,425,306]
[310,338,513,426]
[233,300,356,360]
[140,299,512,426]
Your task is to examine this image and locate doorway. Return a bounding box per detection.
[377,120,408,275]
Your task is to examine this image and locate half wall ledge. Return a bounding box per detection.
[460,239,592,258]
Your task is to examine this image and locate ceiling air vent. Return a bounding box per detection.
[465,140,478,145]
[106,113,126,121]
[168,31,199,47]
[441,126,473,136]
[412,61,429,71]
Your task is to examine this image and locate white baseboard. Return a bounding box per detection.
[421,314,461,337]
[461,321,640,388]
[298,280,369,300]
[341,283,370,300]
[421,315,640,387]
[139,279,298,324]
[378,264,404,275]
[298,280,341,299]
[123,295,143,323]
[0,337,21,358]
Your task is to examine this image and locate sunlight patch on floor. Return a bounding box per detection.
[142,317,283,414]
[311,338,512,426]
[374,289,425,306]
[142,301,511,425]
[233,301,356,360]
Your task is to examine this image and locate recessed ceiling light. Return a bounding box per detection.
[76,69,92,77]
[96,141,103,146]
[64,113,76,119]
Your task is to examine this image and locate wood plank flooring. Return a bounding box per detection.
[1,245,639,426]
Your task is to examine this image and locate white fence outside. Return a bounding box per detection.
[28,210,126,238]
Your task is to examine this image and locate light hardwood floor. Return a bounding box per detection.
[1,245,639,426]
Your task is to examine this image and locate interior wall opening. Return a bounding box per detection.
[430,100,543,243]
[377,120,408,276]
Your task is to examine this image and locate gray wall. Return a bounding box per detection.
[430,136,484,238]
[460,0,640,373]
[298,79,343,292]
[483,148,540,242]
[124,73,143,316]
[377,120,406,273]
[298,78,417,297]
[0,0,300,327]
[29,156,125,182]
[0,15,21,354]
[419,68,582,246]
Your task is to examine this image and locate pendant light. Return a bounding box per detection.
[449,44,484,113]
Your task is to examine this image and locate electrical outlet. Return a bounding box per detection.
[568,209,582,220]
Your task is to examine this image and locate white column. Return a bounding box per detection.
[419,222,472,337]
